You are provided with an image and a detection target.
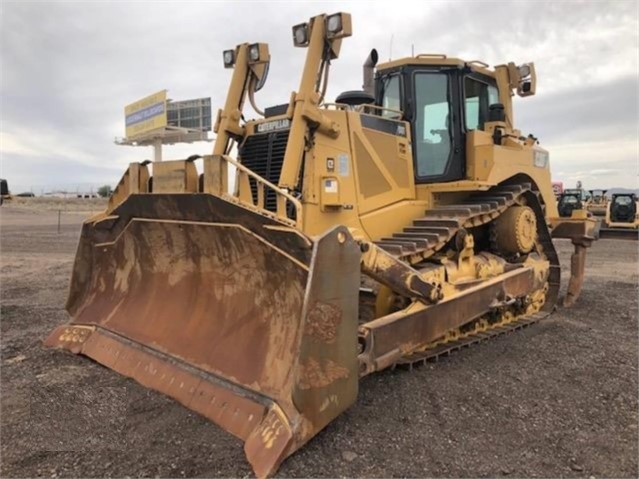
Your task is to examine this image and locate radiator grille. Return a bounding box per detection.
[238,130,290,212]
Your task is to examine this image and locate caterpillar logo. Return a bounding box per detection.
[256,119,291,133]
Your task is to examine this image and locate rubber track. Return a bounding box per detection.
[380,183,561,368]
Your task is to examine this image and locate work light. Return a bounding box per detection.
[326,13,342,34]
[249,44,260,61]
[325,12,352,39]
[292,23,309,47]
[518,64,531,78]
[223,49,235,68]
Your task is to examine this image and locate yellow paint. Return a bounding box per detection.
[124,90,167,138]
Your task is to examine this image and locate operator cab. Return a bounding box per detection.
[374,56,500,184]
[610,194,637,223]
[564,188,588,202]
[558,193,583,218]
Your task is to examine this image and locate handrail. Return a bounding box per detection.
[356,104,403,119]
[467,60,490,68]
[214,155,303,228]
[416,53,447,59]
[322,101,404,121]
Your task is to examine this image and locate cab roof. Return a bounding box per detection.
[377,54,496,78]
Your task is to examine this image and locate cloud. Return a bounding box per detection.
[545,139,639,189]
[1,0,638,191]
[516,75,639,145]
[589,169,620,176]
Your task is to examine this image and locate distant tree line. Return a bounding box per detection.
[97,185,113,198]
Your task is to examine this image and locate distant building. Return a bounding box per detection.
[42,191,98,199]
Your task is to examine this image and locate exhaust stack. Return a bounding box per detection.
[362,48,378,96]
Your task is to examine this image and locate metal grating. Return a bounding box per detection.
[238,130,290,212]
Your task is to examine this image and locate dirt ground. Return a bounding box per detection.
[1,203,637,478]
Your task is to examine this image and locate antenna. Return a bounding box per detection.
[389,34,393,61]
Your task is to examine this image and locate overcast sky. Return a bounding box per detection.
[1,0,637,193]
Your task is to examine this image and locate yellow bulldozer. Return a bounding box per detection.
[585,189,608,217]
[46,12,600,478]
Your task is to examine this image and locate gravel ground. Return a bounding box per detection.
[1,206,637,478]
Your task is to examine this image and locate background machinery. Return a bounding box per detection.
[585,189,608,217]
[557,190,584,218]
[46,13,599,478]
[0,178,11,205]
[601,193,639,239]
[558,184,589,217]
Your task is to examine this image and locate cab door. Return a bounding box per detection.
[410,69,465,183]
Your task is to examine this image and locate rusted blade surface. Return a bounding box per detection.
[74,218,308,394]
[45,194,361,478]
[46,325,270,438]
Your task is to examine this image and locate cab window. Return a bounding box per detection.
[380,75,401,119]
[465,77,499,130]
[414,72,452,178]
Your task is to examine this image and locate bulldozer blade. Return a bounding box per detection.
[44,194,361,478]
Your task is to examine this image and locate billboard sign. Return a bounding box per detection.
[167,97,212,131]
[125,90,167,138]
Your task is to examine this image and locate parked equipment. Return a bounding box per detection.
[563,187,588,201]
[600,193,639,239]
[46,13,599,478]
[0,179,10,205]
[585,189,608,217]
[557,192,584,218]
